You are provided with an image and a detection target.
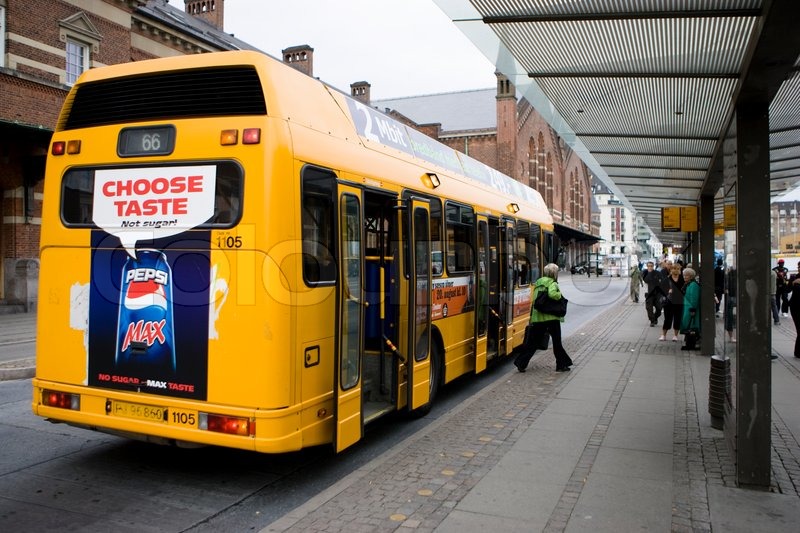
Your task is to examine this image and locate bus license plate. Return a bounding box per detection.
[112,400,166,423]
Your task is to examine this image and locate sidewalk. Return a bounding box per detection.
[265,300,800,532]
[0,311,36,381]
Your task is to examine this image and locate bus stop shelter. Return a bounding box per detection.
[435,0,800,490]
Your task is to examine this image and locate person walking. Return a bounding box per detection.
[725,266,737,343]
[642,261,664,327]
[514,263,572,373]
[630,264,643,303]
[714,258,724,316]
[770,268,780,325]
[774,259,790,317]
[659,264,684,342]
[680,268,701,350]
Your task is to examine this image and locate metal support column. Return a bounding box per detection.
[734,103,771,489]
[700,194,715,355]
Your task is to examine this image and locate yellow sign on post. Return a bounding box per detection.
[662,207,681,232]
[680,206,698,232]
[662,205,698,232]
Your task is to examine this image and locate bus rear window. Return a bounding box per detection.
[60,161,243,228]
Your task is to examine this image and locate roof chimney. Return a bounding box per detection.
[184,0,224,30]
[350,81,371,105]
[282,45,314,77]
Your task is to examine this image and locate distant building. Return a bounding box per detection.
[0,0,257,309]
[771,200,800,254]
[593,182,639,276]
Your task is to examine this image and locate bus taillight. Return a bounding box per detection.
[41,389,80,410]
[242,128,261,144]
[199,412,255,437]
[51,141,66,155]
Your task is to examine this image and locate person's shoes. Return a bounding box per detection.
[658,335,666,341]
[513,360,526,373]
[775,321,780,325]
[672,336,678,342]
[555,367,571,372]
[770,354,778,360]
[681,346,691,351]
[784,313,789,318]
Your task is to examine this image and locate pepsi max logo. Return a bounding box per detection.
[125,268,168,285]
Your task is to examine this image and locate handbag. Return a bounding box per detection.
[523,324,550,351]
[534,288,568,317]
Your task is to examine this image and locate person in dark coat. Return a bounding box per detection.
[790,275,800,358]
[660,265,684,342]
[713,258,724,316]
[642,260,664,327]
[774,259,790,317]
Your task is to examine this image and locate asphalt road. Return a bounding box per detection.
[0,276,629,532]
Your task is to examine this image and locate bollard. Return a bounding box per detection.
[708,355,730,430]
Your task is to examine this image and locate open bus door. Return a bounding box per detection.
[501,219,516,352]
[407,198,432,411]
[334,184,364,452]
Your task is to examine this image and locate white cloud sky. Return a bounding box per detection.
[167,0,496,100]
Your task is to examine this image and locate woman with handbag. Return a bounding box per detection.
[513,263,572,373]
[659,265,685,341]
[680,268,701,350]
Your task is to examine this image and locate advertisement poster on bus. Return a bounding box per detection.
[86,166,216,400]
[431,275,475,320]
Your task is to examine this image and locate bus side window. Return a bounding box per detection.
[301,166,336,285]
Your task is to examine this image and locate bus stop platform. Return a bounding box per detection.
[265,293,800,532]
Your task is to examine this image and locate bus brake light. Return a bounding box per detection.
[42,389,80,410]
[242,128,261,144]
[199,412,255,436]
[51,141,66,155]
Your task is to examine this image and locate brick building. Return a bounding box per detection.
[0,0,256,309]
[353,71,600,269]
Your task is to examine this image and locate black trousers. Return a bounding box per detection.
[645,292,662,323]
[514,320,572,370]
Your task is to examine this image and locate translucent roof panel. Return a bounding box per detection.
[435,0,800,247]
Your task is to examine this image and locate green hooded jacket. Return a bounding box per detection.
[530,276,565,323]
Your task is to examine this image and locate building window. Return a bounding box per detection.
[66,39,88,85]
[59,12,101,85]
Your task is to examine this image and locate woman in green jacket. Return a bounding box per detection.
[680,267,701,350]
[513,263,573,373]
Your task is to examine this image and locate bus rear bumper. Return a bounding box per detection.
[32,379,333,454]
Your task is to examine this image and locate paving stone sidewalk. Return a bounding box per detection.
[263,302,800,533]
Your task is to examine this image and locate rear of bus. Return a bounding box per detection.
[32,51,313,452]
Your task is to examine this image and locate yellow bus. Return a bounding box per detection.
[32,50,555,453]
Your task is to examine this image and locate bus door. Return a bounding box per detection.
[334,184,364,452]
[486,217,501,357]
[407,198,432,411]
[500,219,516,353]
[474,216,489,372]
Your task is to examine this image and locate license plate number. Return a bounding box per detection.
[113,401,165,422]
[112,401,197,428]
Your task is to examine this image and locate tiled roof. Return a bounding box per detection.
[138,0,263,52]
[374,88,496,133]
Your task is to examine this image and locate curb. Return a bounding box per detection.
[0,359,36,381]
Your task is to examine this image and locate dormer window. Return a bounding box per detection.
[59,12,102,86]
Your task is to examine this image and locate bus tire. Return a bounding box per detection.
[411,342,442,417]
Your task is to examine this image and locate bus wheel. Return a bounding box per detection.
[412,343,442,417]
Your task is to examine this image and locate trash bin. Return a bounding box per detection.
[708,355,730,430]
